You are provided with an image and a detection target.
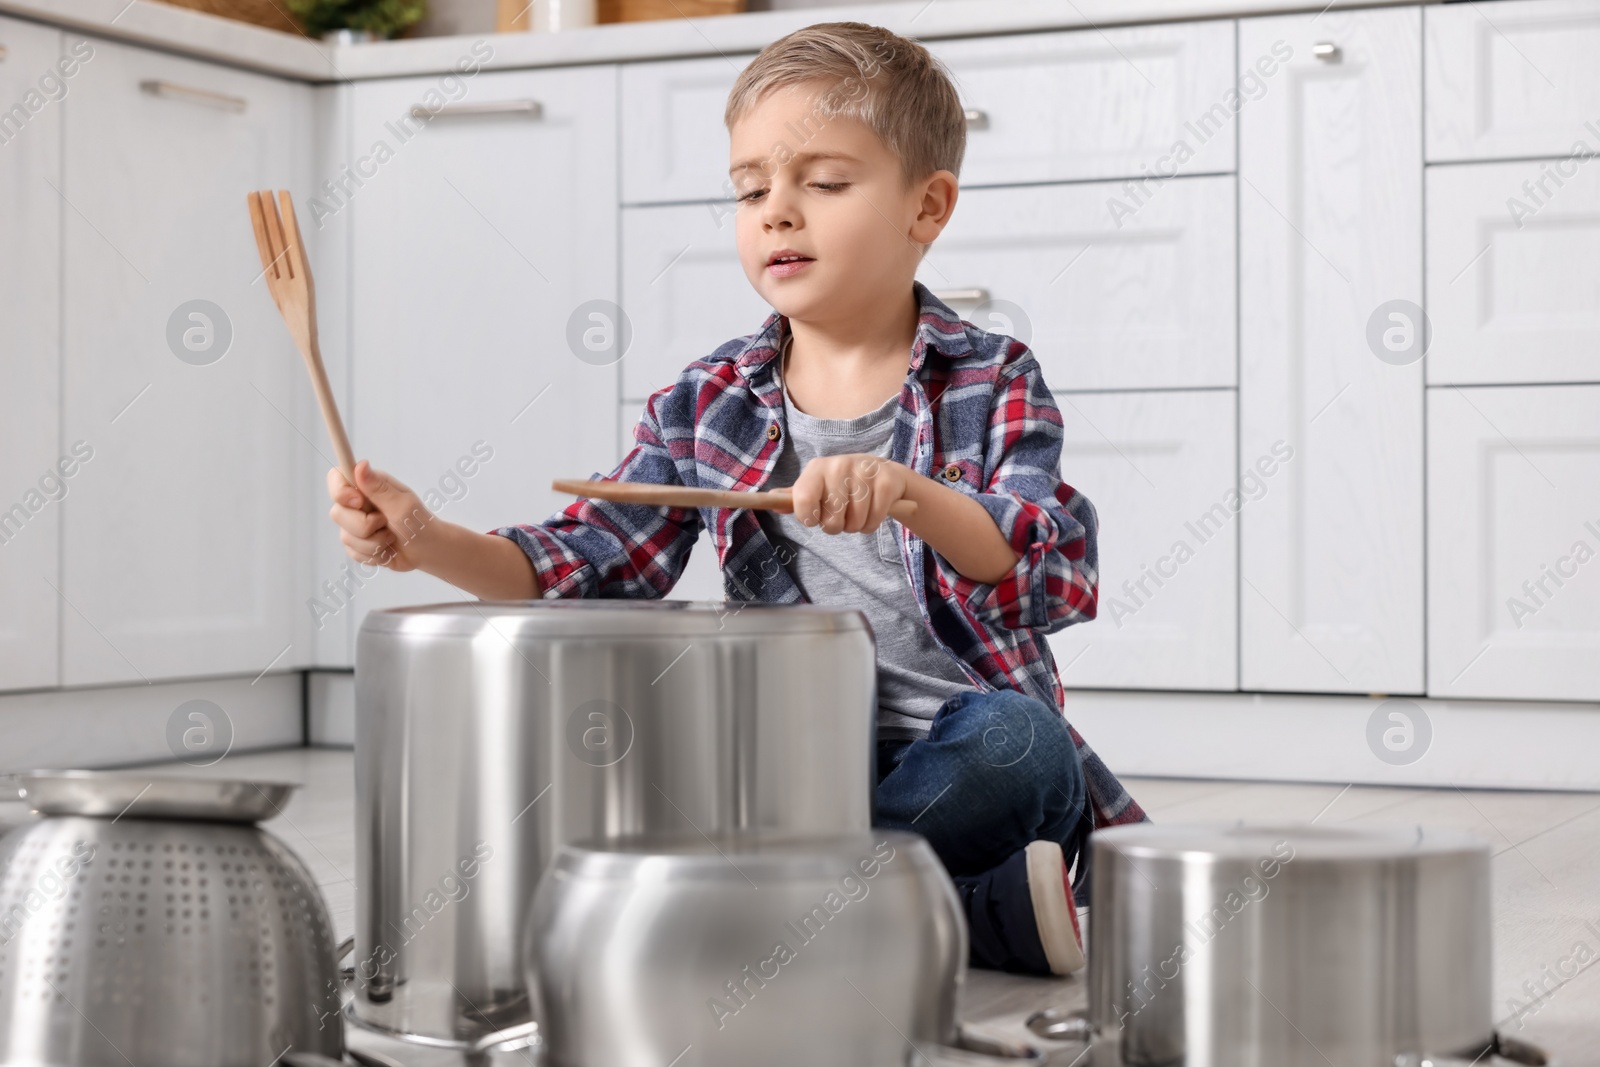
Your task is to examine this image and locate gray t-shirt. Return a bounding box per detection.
[757,351,974,740]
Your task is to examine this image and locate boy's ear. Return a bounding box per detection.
[909,170,959,245]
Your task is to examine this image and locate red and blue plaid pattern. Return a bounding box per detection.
[496,282,1146,831]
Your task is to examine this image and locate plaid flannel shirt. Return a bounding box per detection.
[496,282,1147,832]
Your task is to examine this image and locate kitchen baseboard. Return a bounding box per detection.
[0,673,304,774]
[307,669,355,748]
[1065,689,1600,791]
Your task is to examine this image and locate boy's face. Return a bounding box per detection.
[728,80,956,324]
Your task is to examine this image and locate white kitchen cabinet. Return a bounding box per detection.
[615,403,724,601]
[1238,10,1425,695]
[60,37,311,686]
[349,66,619,620]
[1426,0,1600,163]
[929,20,1237,187]
[1048,390,1239,691]
[0,17,64,691]
[1428,385,1600,701]
[918,175,1236,392]
[620,55,752,206]
[621,202,771,401]
[1426,160,1600,386]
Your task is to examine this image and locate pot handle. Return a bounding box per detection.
[467,1020,540,1056]
[1024,1006,1094,1044]
[906,1024,1045,1065]
[1395,1032,1550,1066]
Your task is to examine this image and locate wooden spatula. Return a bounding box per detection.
[248,189,359,493]
[553,479,918,521]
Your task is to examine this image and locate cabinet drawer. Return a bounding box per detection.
[621,203,772,401]
[1426,161,1600,385]
[916,175,1236,392]
[1426,0,1600,163]
[621,55,752,205]
[1048,389,1239,692]
[930,20,1237,187]
[616,402,725,602]
[1427,385,1600,701]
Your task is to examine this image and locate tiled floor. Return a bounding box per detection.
[5,748,1597,1064]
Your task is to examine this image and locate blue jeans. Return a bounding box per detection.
[874,689,1092,901]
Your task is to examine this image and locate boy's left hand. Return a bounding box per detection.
[790,454,912,534]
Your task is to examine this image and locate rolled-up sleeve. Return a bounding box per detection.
[929,354,1099,634]
[493,387,703,599]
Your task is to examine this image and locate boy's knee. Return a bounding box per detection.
[958,690,1074,774]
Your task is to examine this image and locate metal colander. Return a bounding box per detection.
[0,776,344,1067]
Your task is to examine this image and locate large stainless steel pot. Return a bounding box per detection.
[351,600,878,1053]
[1051,822,1533,1067]
[525,830,1042,1067]
[0,772,344,1067]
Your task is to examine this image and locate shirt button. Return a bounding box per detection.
[942,463,962,482]
[767,423,781,442]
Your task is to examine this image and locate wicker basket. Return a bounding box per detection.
[151,0,303,35]
[598,0,745,22]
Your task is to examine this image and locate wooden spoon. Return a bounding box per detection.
[247,189,359,493]
[552,479,918,521]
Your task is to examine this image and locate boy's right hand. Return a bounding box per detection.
[327,460,435,572]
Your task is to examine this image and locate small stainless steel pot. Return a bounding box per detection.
[352,600,879,1051]
[525,831,1042,1067]
[0,772,343,1067]
[1046,822,1545,1067]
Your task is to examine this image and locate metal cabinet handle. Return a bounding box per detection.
[1312,41,1342,62]
[140,79,247,112]
[933,288,991,304]
[964,108,989,129]
[411,99,543,120]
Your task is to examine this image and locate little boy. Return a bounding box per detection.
[327,21,1146,976]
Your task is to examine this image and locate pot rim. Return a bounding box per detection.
[1094,821,1491,863]
[360,599,873,639]
[546,830,936,881]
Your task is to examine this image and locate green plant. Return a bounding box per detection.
[287,0,426,38]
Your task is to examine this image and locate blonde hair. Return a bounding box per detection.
[724,21,966,187]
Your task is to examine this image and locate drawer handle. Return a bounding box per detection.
[934,288,991,304]
[411,99,543,120]
[1312,41,1342,63]
[140,79,247,112]
[964,108,989,130]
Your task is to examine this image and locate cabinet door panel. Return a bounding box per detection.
[621,56,751,206]
[61,38,308,686]
[1428,385,1600,701]
[1238,10,1424,694]
[930,20,1236,186]
[0,18,64,691]
[1426,161,1600,385]
[917,176,1236,392]
[350,67,618,619]
[1426,0,1600,163]
[1049,390,1239,691]
[621,203,771,402]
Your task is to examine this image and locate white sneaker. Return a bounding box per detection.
[1024,839,1086,975]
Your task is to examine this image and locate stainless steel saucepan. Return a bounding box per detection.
[351,600,880,1055]
[1025,822,1552,1067]
[525,830,1044,1067]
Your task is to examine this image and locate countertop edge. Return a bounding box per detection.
[0,0,1438,83]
